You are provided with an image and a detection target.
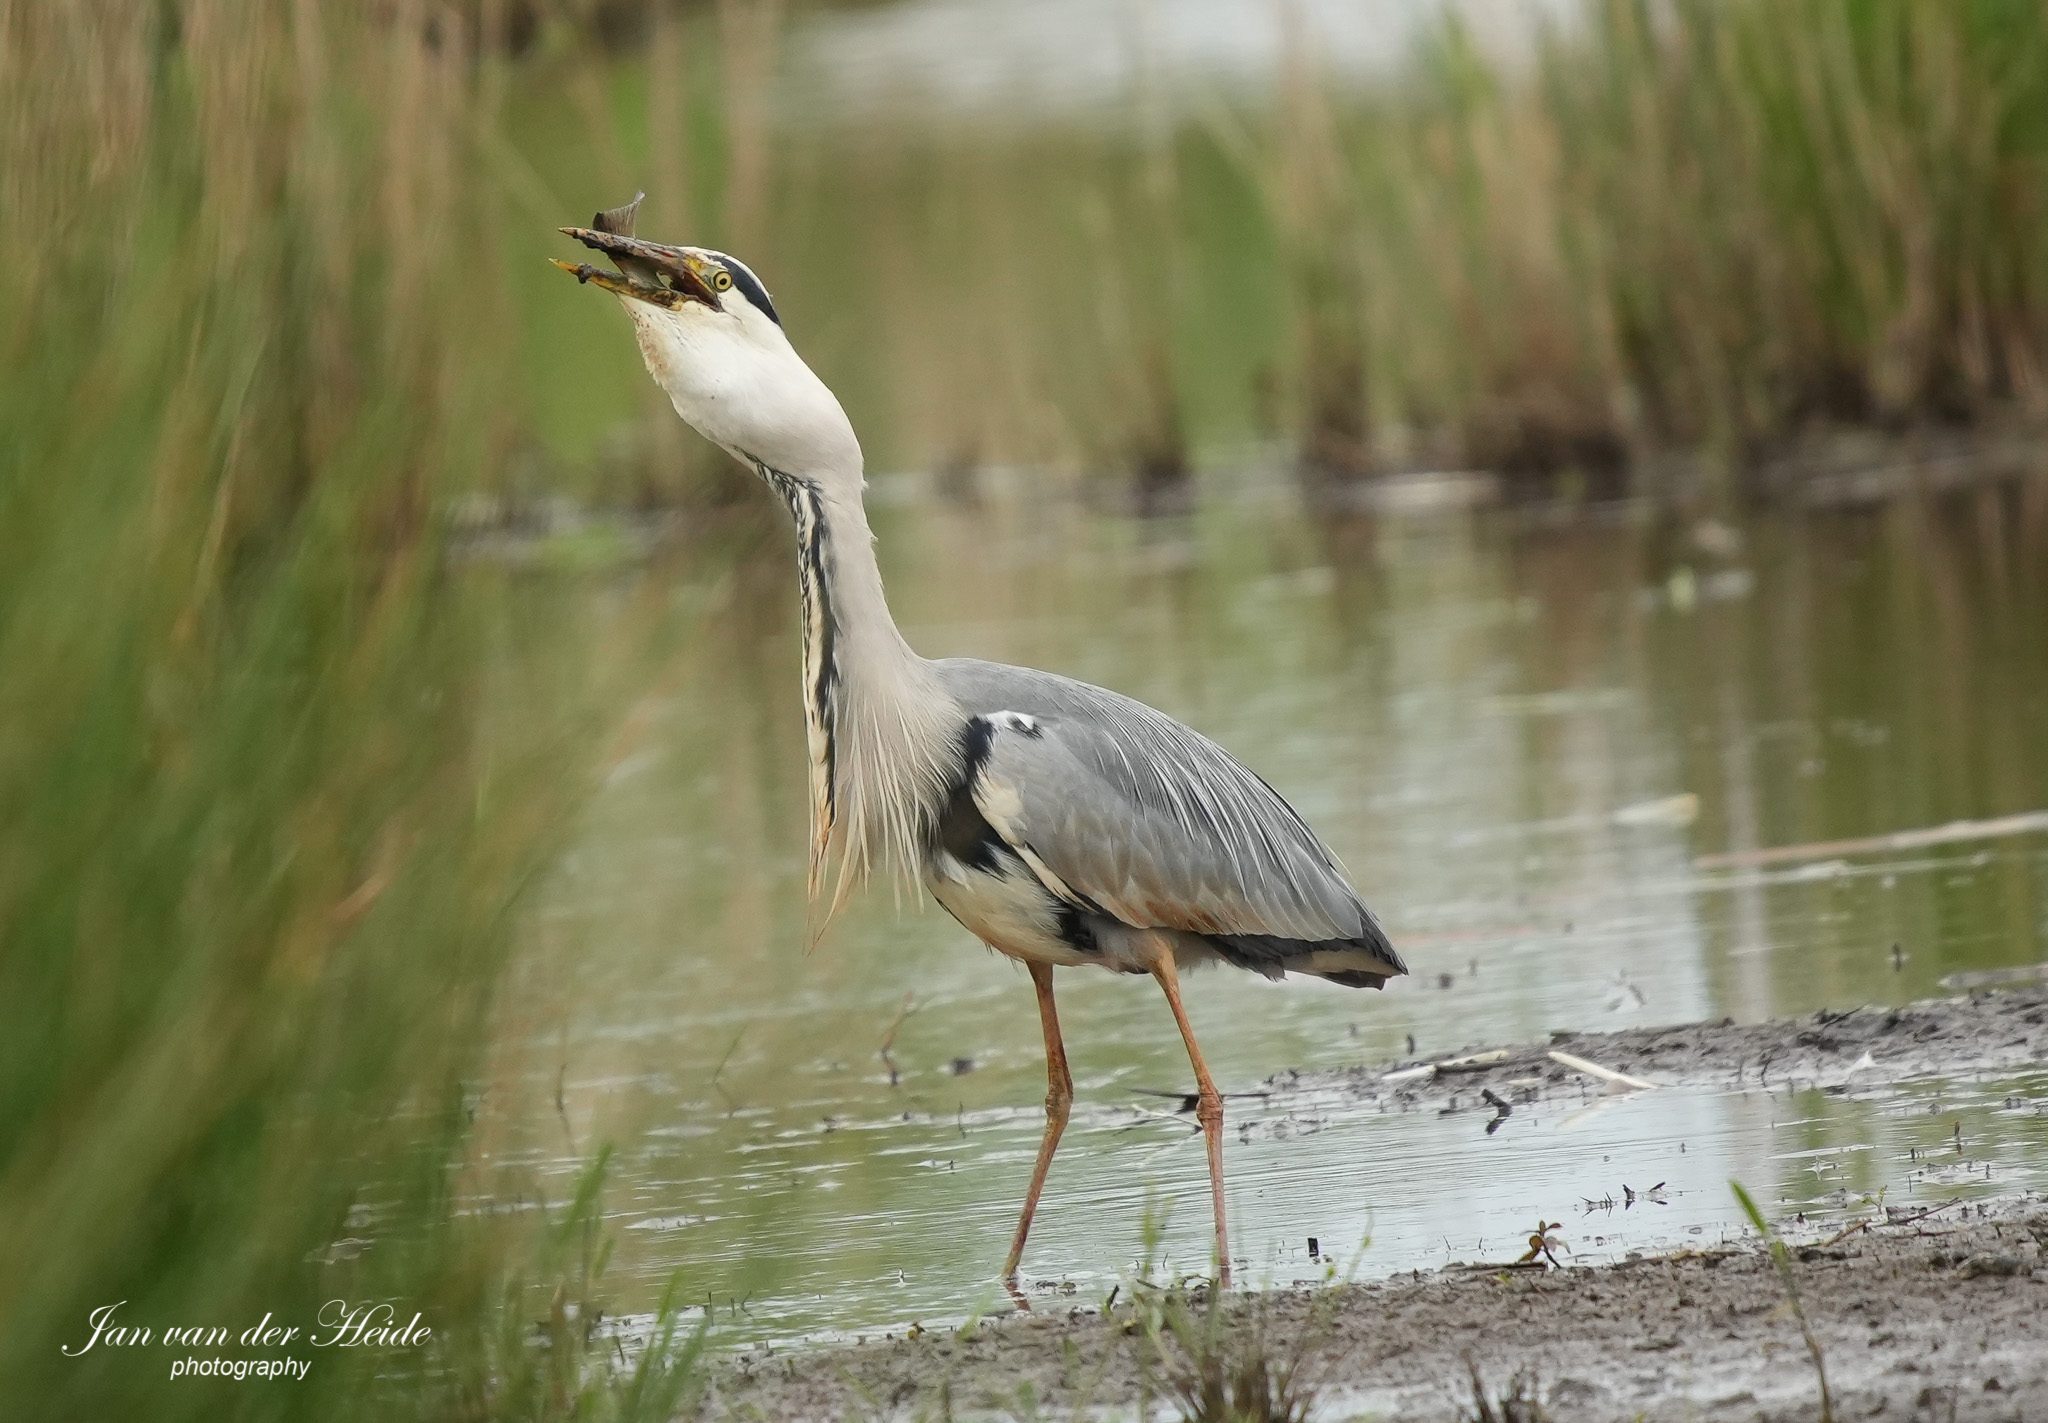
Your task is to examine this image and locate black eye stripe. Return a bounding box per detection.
[704,250,780,327]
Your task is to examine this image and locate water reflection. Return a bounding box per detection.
[489,480,2048,1344]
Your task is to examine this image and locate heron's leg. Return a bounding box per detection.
[1001,961,1072,1284]
[1149,952,1232,1287]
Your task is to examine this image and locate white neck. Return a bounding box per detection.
[753,459,960,910]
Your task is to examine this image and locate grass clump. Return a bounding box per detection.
[434,1152,707,1422]
[1162,1325,1317,1423]
[1462,1362,1549,1423]
[1122,1282,1318,1423]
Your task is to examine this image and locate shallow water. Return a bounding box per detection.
[484,477,2048,1346]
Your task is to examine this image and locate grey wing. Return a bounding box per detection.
[934,659,1405,984]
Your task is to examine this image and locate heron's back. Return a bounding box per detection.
[929,658,1403,988]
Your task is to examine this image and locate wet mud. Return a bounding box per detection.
[706,987,2048,1421]
[711,1202,2048,1421]
[1293,982,2048,1116]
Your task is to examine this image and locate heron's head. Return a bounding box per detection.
[553,196,860,482]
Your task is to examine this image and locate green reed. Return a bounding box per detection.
[1252,0,2048,495]
[1344,0,2048,496]
[0,4,687,1418]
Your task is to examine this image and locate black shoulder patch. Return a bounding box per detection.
[933,717,1004,873]
[958,715,996,771]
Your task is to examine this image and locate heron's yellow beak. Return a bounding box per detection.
[552,226,719,310]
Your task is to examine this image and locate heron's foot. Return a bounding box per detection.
[1194,1088,1231,1287]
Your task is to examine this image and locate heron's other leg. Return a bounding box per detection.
[1001,961,1072,1284]
[1149,951,1232,1286]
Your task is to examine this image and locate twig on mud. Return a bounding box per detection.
[1883,1198,1964,1229]
[1818,1197,1964,1247]
[1547,1049,1657,1092]
[1817,1219,1869,1248]
[1381,1048,1513,1086]
[1732,1180,1834,1423]
[1438,1049,1513,1075]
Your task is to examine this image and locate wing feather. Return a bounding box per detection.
[935,660,1395,958]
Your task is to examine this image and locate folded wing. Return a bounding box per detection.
[935,659,1403,982]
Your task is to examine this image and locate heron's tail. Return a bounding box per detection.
[1211,924,1407,989]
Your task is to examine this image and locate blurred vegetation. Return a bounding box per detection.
[775,0,2048,503]
[48,0,2008,515]
[474,0,2048,507]
[0,2,688,1418]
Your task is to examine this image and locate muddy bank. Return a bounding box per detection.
[1281,982,2048,1121]
[705,988,2048,1421]
[710,1200,2048,1421]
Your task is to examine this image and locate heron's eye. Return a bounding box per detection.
[713,270,734,292]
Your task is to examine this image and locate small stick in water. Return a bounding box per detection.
[879,992,915,1086]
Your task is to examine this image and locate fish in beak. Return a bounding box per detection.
[551,193,720,309]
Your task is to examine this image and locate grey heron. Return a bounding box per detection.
[554,198,1405,1289]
